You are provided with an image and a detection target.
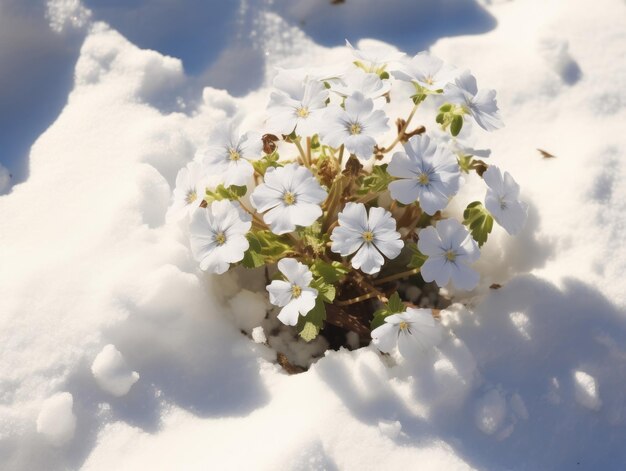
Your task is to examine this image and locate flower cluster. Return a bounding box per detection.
[167,41,527,356]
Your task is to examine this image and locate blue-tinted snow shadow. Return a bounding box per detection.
[273,0,496,54]
[0,0,84,190]
[315,276,626,469]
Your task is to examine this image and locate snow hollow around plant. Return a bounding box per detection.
[1,0,626,469]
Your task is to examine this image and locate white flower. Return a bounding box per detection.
[392,52,457,91]
[167,161,207,222]
[331,68,391,102]
[371,308,442,356]
[199,122,263,187]
[250,163,327,235]
[388,134,461,215]
[266,70,329,137]
[346,39,405,73]
[445,70,503,132]
[319,92,389,161]
[330,202,403,275]
[418,219,480,290]
[431,126,491,159]
[189,200,252,274]
[483,165,528,235]
[267,258,318,326]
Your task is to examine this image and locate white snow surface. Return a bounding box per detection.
[1,0,626,469]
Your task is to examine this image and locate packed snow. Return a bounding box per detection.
[1,0,626,469]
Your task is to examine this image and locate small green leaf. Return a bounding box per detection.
[356,163,393,195]
[435,113,445,125]
[240,230,292,268]
[387,292,405,314]
[370,292,405,330]
[407,243,428,269]
[379,71,390,80]
[297,297,326,342]
[310,260,349,284]
[205,184,248,202]
[251,151,281,175]
[450,115,463,136]
[312,279,336,303]
[462,201,494,247]
[299,322,320,342]
[439,103,453,113]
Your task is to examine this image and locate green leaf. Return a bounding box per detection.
[205,184,248,203]
[462,201,494,247]
[387,292,405,314]
[310,260,349,284]
[439,103,453,113]
[356,164,393,195]
[458,155,473,173]
[251,151,281,175]
[379,71,390,80]
[407,243,428,269]
[370,292,405,330]
[297,297,326,342]
[296,222,328,256]
[435,113,445,124]
[240,230,292,268]
[450,115,463,136]
[312,279,336,303]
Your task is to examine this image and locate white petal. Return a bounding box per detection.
[374,237,403,261]
[389,180,420,205]
[267,280,293,307]
[417,226,442,256]
[371,323,398,353]
[450,262,480,290]
[421,257,453,287]
[330,226,364,256]
[338,202,368,233]
[351,243,384,274]
[277,300,302,326]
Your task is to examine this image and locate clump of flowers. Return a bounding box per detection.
[167,42,527,357]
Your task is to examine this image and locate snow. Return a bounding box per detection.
[1,0,626,469]
[36,392,77,446]
[91,345,140,397]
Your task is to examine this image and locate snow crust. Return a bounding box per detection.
[1,0,626,469]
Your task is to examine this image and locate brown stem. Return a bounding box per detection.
[325,304,371,336]
[380,103,419,154]
[373,267,421,285]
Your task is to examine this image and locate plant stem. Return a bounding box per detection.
[338,145,344,167]
[373,267,421,285]
[306,137,312,166]
[380,103,420,154]
[336,291,379,306]
[294,139,309,168]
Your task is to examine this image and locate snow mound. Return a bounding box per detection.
[1,0,626,469]
[36,392,77,446]
[91,345,140,397]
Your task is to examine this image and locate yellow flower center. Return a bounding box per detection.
[445,250,456,261]
[215,232,226,245]
[297,107,309,118]
[418,173,430,185]
[425,76,434,85]
[350,123,362,135]
[185,190,197,204]
[291,285,302,298]
[229,148,241,161]
[283,192,296,205]
[399,321,409,331]
[362,231,374,242]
